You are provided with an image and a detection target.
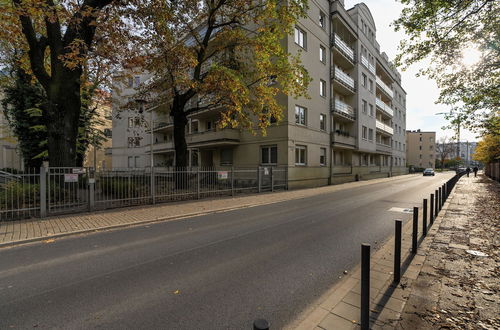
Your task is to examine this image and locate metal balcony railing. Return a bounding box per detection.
[332,67,355,90]
[332,99,355,117]
[376,76,394,98]
[375,98,394,117]
[376,120,394,135]
[333,34,355,62]
[361,55,376,74]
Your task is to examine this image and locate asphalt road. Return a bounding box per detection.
[0,172,454,329]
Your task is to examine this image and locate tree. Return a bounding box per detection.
[135,0,311,168]
[393,0,500,133]
[0,0,128,166]
[473,134,500,164]
[435,136,456,170]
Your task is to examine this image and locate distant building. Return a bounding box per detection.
[406,130,436,169]
[440,141,478,166]
[0,92,24,171]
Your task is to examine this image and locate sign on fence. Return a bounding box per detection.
[217,171,229,180]
[64,173,79,183]
[72,168,85,174]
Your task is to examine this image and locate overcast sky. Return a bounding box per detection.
[344,0,478,142]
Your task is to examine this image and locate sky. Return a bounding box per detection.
[344,0,478,142]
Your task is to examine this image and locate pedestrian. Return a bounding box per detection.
[473,166,478,177]
[466,166,471,177]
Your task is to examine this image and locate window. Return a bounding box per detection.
[220,148,233,166]
[128,117,134,128]
[295,145,307,165]
[320,79,326,97]
[127,137,141,148]
[319,45,326,63]
[261,145,278,165]
[362,100,367,114]
[128,156,140,168]
[319,11,326,28]
[294,26,306,49]
[320,148,326,166]
[362,73,367,87]
[134,76,141,88]
[368,128,373,141]
[320,114,326,131]
[430,137,434,143]
[369,79,373,93]
[419,146,422,150]
[295,105,307,125]
[419,136,422,142]
[362,126,367,139]
[369,104,374,117]
[104,128,112,138]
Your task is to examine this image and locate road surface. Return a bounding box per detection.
[0,173,453,329]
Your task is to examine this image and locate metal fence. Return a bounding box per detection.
[485,161,500,182]
[0,166,287,222]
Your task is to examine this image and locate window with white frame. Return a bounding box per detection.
[261,145,277,165]
[362,100,367,114]
[127,137,141,148]
[369,104,374,117]
[368,128,374,141]
[319,11,326,28]
[362,73,367,87]
[369,79,373,93]
[362,126,367,139]
[294,26,306,49]
[319,45,326,63]
[320,79,326,97]
[320,148,326,166]
[295,145,307,165]
[295,105,307,125]
[320,114,326,131]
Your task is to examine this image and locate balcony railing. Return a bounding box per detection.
[361,55,376,74]
[187,128,240,146]
[332,67,355,90]
[375,98,394,117]
[376,76,394,98]
[333,34,355,62]
[376,120,394,135]
[332,99,355,118]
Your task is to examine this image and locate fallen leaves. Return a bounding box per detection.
[43,239,55,244]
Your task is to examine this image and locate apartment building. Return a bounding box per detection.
[83,95,113,170]
[111,0,407,188]
[406,130,436,169]
[0,92,23,171]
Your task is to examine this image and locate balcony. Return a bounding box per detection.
[376,143,392,154]
[150,141,174,153]
[154,121,174,132]
[187,128,240,147]
[331,67,355,94]
[375,98,393,117]
[331,131,356,149]
[331,99,355,120]
[376,76,394,98]
[376,120,394,135]
[361,55,376,74]
[332,34,355,64]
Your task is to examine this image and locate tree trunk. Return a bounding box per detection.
[46,71,82,167]
[172,104,189,168]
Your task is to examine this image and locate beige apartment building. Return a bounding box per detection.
[83,94,113,170]
[406,130,436,169]
[0,92,23,171]
[111,0,408,188]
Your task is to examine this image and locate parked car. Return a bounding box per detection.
[0,170,22,184]
[423,168,435,176]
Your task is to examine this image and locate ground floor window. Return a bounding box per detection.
[220,148,233,166]
[295,145,307,165]
[320,148,326,166]
[127,156,140,168]
[261,145,277,165]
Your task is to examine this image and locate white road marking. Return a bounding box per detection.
[388,207,413,214]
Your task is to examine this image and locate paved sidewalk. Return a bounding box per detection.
[0,174,417,246]
[292,174,499,330]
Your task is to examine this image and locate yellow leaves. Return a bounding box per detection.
[173,290,180,295]
[43,239,55,244]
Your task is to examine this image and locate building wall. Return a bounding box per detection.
[406,131,436,168]
[0,93,23,171]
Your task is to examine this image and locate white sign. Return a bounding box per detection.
[88,178,95,184]
[217,171,229,180]
[264,167,269,175]
[64,173,79,183]
[72,168,85,174]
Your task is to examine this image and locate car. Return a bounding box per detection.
[423,168,435,176]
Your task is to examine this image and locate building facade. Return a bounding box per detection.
[111,0,408,188]
[0,92,24,171]
[406,130,436,169]
[83,95,113,170]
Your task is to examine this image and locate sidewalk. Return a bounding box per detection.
[0,174,417,247]
[292,174,499,330]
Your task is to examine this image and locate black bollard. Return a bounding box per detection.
[412,207,418,254]
[394,220,402,284]
[430,193,434,225]
[423,199,428,236]
[361,244,370,330]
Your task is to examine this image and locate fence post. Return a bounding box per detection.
[412,207,418,254]
[258,166,262,193]
[89,178,95,211]
[231,167,235,197]
[271,167,274,192]
[435,189,439,218]
[151,166,155,205]
[394,220,402,283]
[430,193,434,225]
[197,168,201,199]
[40,167,47,217]
[423,199,428,236]
[361,243,371,330]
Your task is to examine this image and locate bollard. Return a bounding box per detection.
[423,199,428,236]
[412,207,418,254]
[253,319,269,330]
[394,220,402,284]
[361,243,371,330]
[435,189,439,218]
[442,184,446,204]
[430,193,434,225]
[438,187,442,212]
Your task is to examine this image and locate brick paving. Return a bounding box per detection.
[0,175,416,246]
[292,174,499,330]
